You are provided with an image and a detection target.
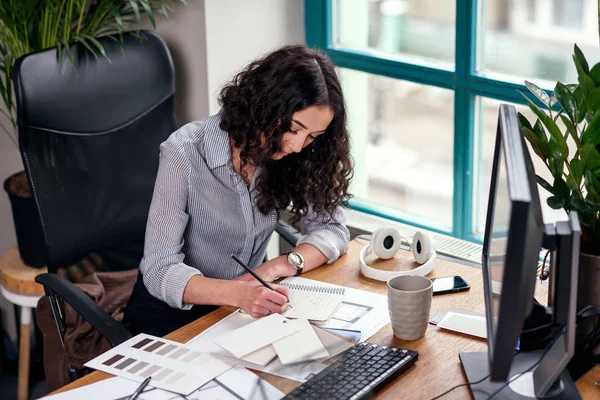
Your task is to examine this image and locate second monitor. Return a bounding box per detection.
[460,104,581,399]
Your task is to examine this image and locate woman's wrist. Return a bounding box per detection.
[275,254,297,277]
[225,280,246,307]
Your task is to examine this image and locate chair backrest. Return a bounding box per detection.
[13,31,177,271]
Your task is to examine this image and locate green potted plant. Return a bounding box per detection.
[519,44,600,309]
[0,0,185,267]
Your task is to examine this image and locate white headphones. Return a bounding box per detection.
[359,227,437,281]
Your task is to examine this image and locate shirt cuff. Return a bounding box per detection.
[162,264,203,310]
[297,231,349,264]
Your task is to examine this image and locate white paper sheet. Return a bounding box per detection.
[41,365,284,400]
[272,319,329,364]
[312,326,354,358]
[215,313,302,358]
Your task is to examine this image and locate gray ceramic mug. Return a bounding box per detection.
[387,275,433,340]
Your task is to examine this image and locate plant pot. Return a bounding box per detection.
[578,252,600,311]
[3,171,46,267]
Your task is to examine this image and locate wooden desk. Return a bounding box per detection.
[54,239,597,399]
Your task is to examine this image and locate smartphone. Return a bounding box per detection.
[431,276,470,295]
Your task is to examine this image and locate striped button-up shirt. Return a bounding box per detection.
[140,114,350,309]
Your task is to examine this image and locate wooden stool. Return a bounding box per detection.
[0,247,47,400]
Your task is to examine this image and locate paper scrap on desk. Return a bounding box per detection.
[313,326,354,359]
[272,319,329,364]
[242,345,277,366]
[84,333,234,395]
[437,312,487,339]
[214,313,302,358]
[41,365,284,400]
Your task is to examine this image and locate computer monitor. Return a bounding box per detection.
[460,104,581,399]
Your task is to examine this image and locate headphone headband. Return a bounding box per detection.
[359,228,436,282]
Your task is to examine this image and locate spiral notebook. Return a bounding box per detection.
[281,278,345,321]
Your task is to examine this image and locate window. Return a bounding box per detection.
[306,0,599,241]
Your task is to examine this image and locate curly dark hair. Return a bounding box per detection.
[218,45,353,223]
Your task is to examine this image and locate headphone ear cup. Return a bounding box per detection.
[412,231,435,264]
[371,227,401,260]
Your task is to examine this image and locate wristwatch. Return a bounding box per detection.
[286,251,305,276]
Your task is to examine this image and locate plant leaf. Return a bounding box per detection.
[532,120,549,154]
[553,176,570,200]
[581,111,600,146]
[536,175,555,195]
[560,115,581,148]
[81,34,108,60]
[554,82,577,124]
[128,0,142,23]
[573,85,588,123]
[522,127,548,160]
[571,197,594,222]
[550,153,565,178]
[590,63,600,86]
[518,112,533,131]
[581,143,600,171]
[567,159,583,190]
[72,36,97,58]
[525,80,551,108]
[529,103,568,159]
[547,196,565,209]
[584,169,600,206]
[140,0,156,29]
[574,44,590,74]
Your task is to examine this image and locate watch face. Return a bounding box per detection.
[288,252,303,266]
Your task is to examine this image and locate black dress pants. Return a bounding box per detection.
[123,272,218,337]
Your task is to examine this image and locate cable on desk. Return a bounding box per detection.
[429,326,567,400]
[428,374,490,400]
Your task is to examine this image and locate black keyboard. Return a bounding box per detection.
[283,342,418,400]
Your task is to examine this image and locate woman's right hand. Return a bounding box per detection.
[233,281,290,318]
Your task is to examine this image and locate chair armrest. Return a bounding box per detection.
[35,273,132,347]
[275,220,302,247]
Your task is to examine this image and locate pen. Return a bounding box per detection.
[128,376,151,400]
[231,254,292,307]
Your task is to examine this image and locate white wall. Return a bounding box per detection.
[204,0,305,114]
[148,0,210,123]
[0,115,20,257]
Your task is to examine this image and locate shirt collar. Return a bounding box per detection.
[204,113,232,170]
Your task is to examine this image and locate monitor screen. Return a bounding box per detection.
[486,146,511,339]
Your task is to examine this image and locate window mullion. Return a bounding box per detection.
[453,0,478,240]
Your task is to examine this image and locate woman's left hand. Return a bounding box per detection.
[235,255,296,282]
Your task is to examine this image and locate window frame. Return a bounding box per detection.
[305,0,550,242]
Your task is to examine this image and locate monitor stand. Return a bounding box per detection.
[460,352,580,399]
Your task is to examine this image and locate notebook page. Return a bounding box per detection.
[282,284,344,321]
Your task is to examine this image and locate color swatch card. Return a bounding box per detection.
[84,333,234,395]
[272,319,329,364]
[214,313,303,358]
[242,345,278,366]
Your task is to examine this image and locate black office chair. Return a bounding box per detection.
[13,30,300,383]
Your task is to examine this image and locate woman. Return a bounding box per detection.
[124,45,353,337]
